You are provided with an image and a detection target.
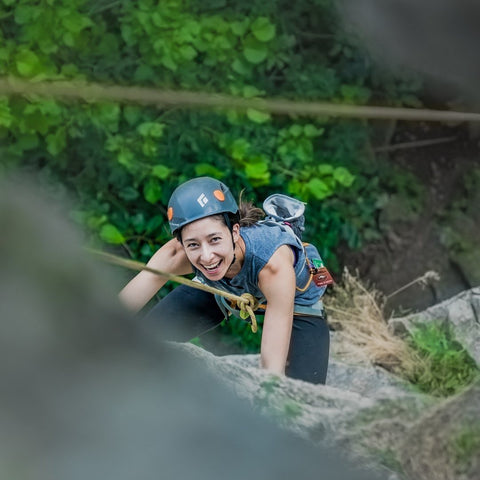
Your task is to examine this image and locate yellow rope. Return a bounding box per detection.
[236,293,259,333]
[87,248,259,332]
[2,77,480,122]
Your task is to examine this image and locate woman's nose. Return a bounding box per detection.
[199,244,215,262]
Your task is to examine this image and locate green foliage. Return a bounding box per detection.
[217,315,263,353]
[406,322,479,397]
[1,0,424,357]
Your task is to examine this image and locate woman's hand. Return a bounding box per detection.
[119,238,193,313]
[257,245,296,376]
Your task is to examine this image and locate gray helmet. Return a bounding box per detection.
[167,177,239,235]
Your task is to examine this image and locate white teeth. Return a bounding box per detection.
[204,261,220,270]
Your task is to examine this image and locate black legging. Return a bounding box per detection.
[144,285,330,384]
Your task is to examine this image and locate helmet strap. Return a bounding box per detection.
[223,212,240,270]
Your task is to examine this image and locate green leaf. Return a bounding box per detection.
[117,149,134,168]
[94,103,120,133]
[304,124,323,138]
[140,243,154,257]
[178,45,197,60]
[134,64,155,82]
[245,158,270,180]
[231,20,249,36]
[121,25,136,46]
[123,106,142,125]
[100,224,126,245]
[306,178,332,200]
[231,138,250,160]
[131,212,146,233]
[118,187,139,201]
[333,166,355,187]
[317,164,334,175]
[137,122,165,138]
[146,215,164,234]
[251,17,276,43]
[14,133,39,151]
[151,164,171,179]
[232,58,251,76]
[243,36,268,64]
[289,124,303,137]
[194,163,224,177]
[62,14,93,33]
[15,49,42,77]
[143,178,162,204]
[161,55,177,71]
[0,47,10,61]
[242,85,263,98]
[0,101,12,128]
[14,5,37,25]
[63,32,75,48]
[46,127,66,156]
[246,108,270,124]
[59,63,79,77]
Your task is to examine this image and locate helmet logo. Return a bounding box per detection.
[197,193,209,207]
[167,207,173,221]
[213,189,225,201]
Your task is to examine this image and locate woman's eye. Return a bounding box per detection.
[211,236,221,243]
[186,242,198,249]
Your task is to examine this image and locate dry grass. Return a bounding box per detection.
[325,268,423,376]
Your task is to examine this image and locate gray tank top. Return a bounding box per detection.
[195,222,326,306]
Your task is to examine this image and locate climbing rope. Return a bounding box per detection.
[87,248,259,333]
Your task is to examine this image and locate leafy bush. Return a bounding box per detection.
[1,0,423,265]
[406,322,479,397]
[1,0,427,357]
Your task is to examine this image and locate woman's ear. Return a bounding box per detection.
[232,223,240,243]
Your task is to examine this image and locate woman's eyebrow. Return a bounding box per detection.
[183,231,223,243]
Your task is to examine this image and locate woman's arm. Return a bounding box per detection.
[257,245,296,376]
[118,238,193,313]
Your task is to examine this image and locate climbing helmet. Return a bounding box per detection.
[167,177,239,235]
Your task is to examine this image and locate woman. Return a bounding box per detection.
[119,177,331,384]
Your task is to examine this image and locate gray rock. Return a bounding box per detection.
[398,380,480,480]
[172,286,480,480]
[173,342,434,480]
[389,287,480,365]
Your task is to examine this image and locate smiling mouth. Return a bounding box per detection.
[203,260,222,272]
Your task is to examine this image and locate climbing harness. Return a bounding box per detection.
[216,290,326,319]
[87,249,259,332]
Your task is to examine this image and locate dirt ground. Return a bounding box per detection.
[339,120,480,317]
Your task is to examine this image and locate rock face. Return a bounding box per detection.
[389,287,480,365]
[398,382,480,480]
[173,287,480,480]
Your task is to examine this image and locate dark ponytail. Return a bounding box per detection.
[237,191,265,227]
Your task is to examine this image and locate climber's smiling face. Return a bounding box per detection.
[181,215,239,280]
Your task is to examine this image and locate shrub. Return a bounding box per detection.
[406,322,480,397]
